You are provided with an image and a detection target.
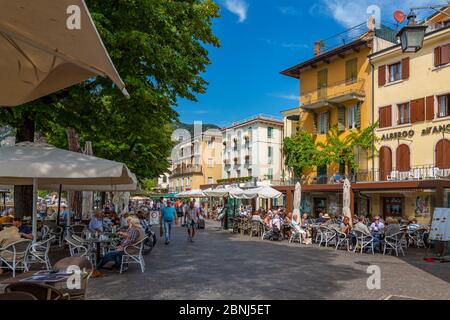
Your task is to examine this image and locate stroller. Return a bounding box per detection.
[262,224,283,241]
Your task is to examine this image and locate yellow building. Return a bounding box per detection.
[278,19,397,217]
[169,129,222,193]
[369,8,450,223]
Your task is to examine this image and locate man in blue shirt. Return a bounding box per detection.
[89,211,104,233]
[161,200,176,245]
[13,218,32,240]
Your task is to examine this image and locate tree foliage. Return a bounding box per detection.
[0,0,220,180]
[283,128,318,177]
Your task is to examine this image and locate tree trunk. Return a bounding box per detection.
[14,110,35,218]
[66,127,83,219]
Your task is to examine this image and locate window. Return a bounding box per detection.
[208,177,213,184]
[208,140,214,149]
[397,102,410,124]
[267,127,273,138]
[207,158,214,168]
[345,58,357,84]
[248,168,252,177]
[317,69,328,99]
[267,168,273,180]
[268,146,273,163]
[227,171,231,179]
[348,105,357,129]
[389,62,402,82]
[162,176,167,183]
[237,170,241,178]
[319,112,329,134]
[438,94,450,118]
[180,148,184,157]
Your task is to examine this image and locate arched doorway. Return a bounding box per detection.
[379,146,392,181]
[435,139,450,169]
[396,144,411,172]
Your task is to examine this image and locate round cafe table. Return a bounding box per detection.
[82,237,119,264]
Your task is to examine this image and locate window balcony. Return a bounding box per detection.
[301,78,365,111]
[170,165,203,178]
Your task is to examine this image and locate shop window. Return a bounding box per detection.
[383,197,403,218]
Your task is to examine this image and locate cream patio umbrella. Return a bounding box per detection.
[0,142,135,240]
[0,0,128,106]
[293,182,301,221]
[343,178,352,226]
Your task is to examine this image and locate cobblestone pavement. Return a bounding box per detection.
[85,221,449,300]
[1,221,449,300]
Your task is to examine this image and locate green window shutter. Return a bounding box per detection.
[326,112,330,132]
[356,103,361,129]
[338,106,346,131]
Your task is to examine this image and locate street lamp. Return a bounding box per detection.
[396,3,450,53]
[396,10,428,53]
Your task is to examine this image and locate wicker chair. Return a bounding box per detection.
[27,236,55,270]
[53,256,93,300]
[5,283,69,300]
[383,232,406,256]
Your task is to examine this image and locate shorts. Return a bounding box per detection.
[186,220,197,229]
[177,212,183,217]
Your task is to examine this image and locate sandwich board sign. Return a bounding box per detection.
[430,208,450,241]
[149,210,160,226]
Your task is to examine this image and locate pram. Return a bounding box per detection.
[262,224,283,241]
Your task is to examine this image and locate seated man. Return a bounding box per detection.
[369,216,385,233]
[354,216,381,252]
[89,212,104,233]
[94,216,144,274]
[0,225,22,274]
[407,218,420,232]
[12,218,33,240]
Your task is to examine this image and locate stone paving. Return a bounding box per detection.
[1,221,449,300]
[86,221,450,300]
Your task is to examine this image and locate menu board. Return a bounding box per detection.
[430,208,450,241]
[149,210,160,226]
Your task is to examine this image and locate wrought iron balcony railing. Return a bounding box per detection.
[171,165,203,177]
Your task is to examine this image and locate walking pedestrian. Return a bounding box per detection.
[185,200,200,242]
[160,200,176,245]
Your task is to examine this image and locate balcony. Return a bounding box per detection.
[170,165,203,177]
[301,78,365,111]
[244,155,251,165]
[224,159,231,166]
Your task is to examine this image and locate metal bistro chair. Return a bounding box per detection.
[5,283,69,300]
[317,226,337,248]
[65,235,92,262]
[0,239,32,277]
[353,230,375,254]
[408,228,428,248]
[335,230,351,251]
[120,236,148,273]
[27,236,55,270]
[250,220,262,238]
[383,232,406,256]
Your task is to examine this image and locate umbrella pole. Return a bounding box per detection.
[56,184,62,227]
[32,178,38,243]
[2,193,5,211]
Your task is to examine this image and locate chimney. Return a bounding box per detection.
[314,41,322,56]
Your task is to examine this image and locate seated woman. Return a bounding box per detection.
[301,213,311,226]
[384,217,401,237]
[291,212,307,242]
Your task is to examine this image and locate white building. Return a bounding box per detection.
[221,115,284,184]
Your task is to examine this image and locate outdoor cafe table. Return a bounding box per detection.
[82,236,120,264]
[1,270,73,286]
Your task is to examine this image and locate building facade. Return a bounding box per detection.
[169,129,222,193]
[221,115,284,184]
[369,10,450,224]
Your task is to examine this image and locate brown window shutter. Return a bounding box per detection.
[417,98,425,122]
[401,57,410,79]
[435,46,442,67]
[410,100,416,123]
[442,44,450,65]
[426,95,435,121]
[378,65,386,86]
[379,107,385,128]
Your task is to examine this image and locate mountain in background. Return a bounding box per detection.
[173,122,221,136]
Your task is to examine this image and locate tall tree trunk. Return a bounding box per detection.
[67,127,83,219]
[14,110,35,218]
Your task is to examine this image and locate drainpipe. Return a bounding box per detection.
[369,57,375,181]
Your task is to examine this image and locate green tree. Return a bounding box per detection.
[283,128,318,177]
[0,0,220,216]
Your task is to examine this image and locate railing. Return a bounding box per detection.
[272,165,450,186]
[171,165,203,176]
[301,78,365,108]
[223,114,283,129]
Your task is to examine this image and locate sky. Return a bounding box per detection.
[177,0,439,127]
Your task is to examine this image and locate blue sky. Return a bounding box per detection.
[177,0,439,127]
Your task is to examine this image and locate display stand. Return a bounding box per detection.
[425,208,450,262]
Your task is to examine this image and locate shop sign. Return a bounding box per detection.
[381,130,414,141]
[421,124,450,136]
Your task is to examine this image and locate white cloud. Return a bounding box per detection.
[268,93,300,101]
[278,6,300,16]
[223,0,249,23]
[315,0,439,28]
[261,38,309,52]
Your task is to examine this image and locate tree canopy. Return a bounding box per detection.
[0,0,221,180]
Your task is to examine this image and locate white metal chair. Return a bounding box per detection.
[27,236,55,270]
[120,236,148,273]
[387,170,399,181]
[427,167,439,179]
[317,226,336,248]
[383,232,406,256]
[0,239,32,277]
[65,235,91,261]
[335,230,351,251]
[353,230,375,254]
[408,228,427,248]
